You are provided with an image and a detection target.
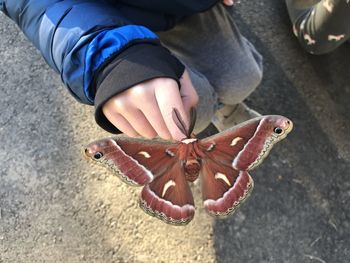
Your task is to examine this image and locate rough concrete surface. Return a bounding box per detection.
[0,1,349,262]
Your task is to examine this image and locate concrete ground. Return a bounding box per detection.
[0,1,349,262]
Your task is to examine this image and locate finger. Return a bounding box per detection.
[179,70,199,113]
[139,95,172,140]
[122,109,158,139]
[154,79,189,141]
[223,0,234,6]
[102,109,140,137]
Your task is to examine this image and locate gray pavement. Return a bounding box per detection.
[1,1,350,262]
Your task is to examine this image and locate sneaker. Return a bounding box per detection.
[212,102,261,132]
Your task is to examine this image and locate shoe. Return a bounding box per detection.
[212,102,261,132]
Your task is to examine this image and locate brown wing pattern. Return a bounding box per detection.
[201,116,293,171]
[140,162,195,225]
[199,116,293,217]
[201,117,265,170]
[84,137,176,186]
[200,155,254,217]
[85,136,195,225]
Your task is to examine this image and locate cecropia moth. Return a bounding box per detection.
[84,109,293,226]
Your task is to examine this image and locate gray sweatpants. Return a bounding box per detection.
[158,3,263,132]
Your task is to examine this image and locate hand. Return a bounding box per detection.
[223,0,234,6]
[102,70,199,141]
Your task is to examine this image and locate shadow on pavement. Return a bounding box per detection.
[212,4,350,262]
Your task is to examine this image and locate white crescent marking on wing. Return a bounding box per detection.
[138,151,151,158]
[162,180,176,197]
[165,149,175,157]
[230,137,243,146]
[215,172,231,186]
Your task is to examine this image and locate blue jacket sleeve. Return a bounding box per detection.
[0,0,167,104]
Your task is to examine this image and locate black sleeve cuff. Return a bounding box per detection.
[94,43,185,133]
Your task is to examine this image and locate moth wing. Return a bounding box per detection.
[201,115,292,171]
[199,115,292,217]
[84,137,178,186]
[200,157,253,217]
[140,162,195,225]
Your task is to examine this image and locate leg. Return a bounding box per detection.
[286,0,350,54]
[158,3,263,106]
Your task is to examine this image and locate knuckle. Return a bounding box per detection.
[162,78,177,86]
[129,85,153,103]
[155,78,177,90]
[113,99,128,112]
[129,85,146,96]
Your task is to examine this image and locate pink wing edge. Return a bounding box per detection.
[139,185,195,226]
[203,171,254,217]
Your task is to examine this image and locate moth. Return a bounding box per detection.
[84,109,293,226]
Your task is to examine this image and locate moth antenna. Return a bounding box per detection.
[188,107,197,137]
[172,108,189,138]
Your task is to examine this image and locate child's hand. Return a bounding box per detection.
[102,70,198,141]
[223,0,234,6]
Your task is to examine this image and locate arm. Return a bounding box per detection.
[1,1,196,140]
[0,0,180,103]
[286,0,350,54]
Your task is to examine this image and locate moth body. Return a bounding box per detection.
[177,139,202,182]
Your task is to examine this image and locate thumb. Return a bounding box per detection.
[223,0,234,6]
[179,70,199,114]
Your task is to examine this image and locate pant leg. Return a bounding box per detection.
[157,3,263,107]
[185,66,217,133]
[286,0,350,54]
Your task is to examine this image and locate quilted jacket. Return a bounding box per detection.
[0,0,218,132]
